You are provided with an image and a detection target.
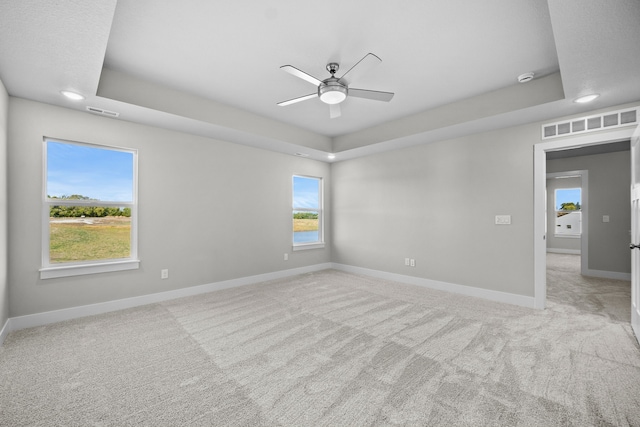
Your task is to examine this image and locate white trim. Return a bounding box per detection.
[547,170,588,275]
[534,144,547,309]
[535,126,636,310]
[42,137,139,275]
[0,318,11,346]
[553,234,581,239]
[331,263,535,309]
[292,243,325,251]
[582,269,631,281]
[541,106,638,140]
[547,248,581,255]
[3,261,541,344]
[6,263,332,334]
[40,259,140,279]
[292,174,324,247]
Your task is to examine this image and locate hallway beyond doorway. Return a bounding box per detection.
[547,253,630,323]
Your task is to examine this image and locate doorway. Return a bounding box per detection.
[534,127,636,309]
[546,170,587,269]
[545,162,632,321]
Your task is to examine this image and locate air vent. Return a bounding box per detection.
[542,107,638,140]
[587,117,601,130]
[86,106,119,118]
[571,120,585,132]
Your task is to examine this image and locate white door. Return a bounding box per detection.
[631,124,640,343]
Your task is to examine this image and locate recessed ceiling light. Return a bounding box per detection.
[61,90,85,101]
[327,154,336,160]
[574,94,599,103]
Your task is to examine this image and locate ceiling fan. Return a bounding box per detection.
[277,53,394,119]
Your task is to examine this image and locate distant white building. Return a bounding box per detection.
[556,211,581,236]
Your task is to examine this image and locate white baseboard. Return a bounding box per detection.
[582,268,631,281]
[5,263,332,336]
[0,318,10,346]
[2,261,538,344]
[547,248,581,255]
[331,263,536,309]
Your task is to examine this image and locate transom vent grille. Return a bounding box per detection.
[86,106,119,118]
[542,107,638,140]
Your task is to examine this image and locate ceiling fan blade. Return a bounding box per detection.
[329,103,341,119]
[280,65,323,86]
[338,53,382,86]
[277,93,317,106]
[348,88,394,102]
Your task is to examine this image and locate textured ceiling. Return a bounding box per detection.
[104,0,559,137]
[1,0,639,162]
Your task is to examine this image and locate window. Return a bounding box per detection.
[41,138,139,278]
[292,175,324,250]
[555,187,582,237]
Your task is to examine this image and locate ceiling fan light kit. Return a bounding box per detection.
[278,53,394,118]
[319,81,347,104]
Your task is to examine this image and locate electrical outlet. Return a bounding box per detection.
[410,259,416,267]
[405,258,410,266]
[284,253,289,261]
[161,269,169,279]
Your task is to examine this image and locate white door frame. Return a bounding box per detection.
[630,125,640,343]
[534,128,636,309]
[546,170,588,265]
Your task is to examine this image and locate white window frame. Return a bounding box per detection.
[292,175,324,251]
[40,137,139,279]
[554,187,582,238]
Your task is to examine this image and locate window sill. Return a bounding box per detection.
[40,259,140,279]
[554,234,581,239]
[292,243,325,251]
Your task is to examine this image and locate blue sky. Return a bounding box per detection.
[555,188,581,210]
[47,140,133,202]
[293,176,319,209]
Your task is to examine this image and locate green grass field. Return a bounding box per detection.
[293,218,318,232]
[49,217,131,263]
[50,216,314,263]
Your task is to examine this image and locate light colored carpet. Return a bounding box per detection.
[546,253,631,323]
[1,259,640,426]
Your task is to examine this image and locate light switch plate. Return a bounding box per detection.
[495,215,511,225]
[603,215,610,223]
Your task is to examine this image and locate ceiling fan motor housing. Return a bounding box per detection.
[278,53,393,116]
[319,78,348,104]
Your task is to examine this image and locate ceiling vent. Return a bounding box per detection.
[542,107,638,140]
[86,106,119,118]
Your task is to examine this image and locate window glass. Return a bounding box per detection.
[293,176,322,245]
[47,141,133,202]
[555,188,581,236]
[44,139,137,267]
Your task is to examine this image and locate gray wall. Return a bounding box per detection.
[0,79,7,329]
[5,96,638,319]
[7,98,331,317]
[547,150,631,274]
[546,175,582,252]
[331,123,538,297]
